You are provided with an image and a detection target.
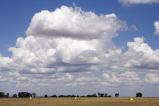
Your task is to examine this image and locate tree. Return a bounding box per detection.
[101,93,105,97]
[86,93,97,97]
[51,95,57,97]
[104,93,108,97]
[98,92,107,97]
[115,93,119,97]
[136,92,142,97]
[0,92,5,98]
[44,94,48,98]
[12,94,18,98]
[18,92,32,98]
[108,95,112,97]
[6,93,9,98]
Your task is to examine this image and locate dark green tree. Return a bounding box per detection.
[136,92,142,97]
[12,94,18,98]
[18,92,32,98]
[0,92,5,98]
[115,93,119,97]
[44,94,48,98]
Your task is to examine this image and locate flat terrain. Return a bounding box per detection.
[0,97,159,106]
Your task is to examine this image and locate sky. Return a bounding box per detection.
[0,0,159,97]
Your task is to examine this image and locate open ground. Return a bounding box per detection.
[0,97,159,106]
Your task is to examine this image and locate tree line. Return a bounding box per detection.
[0,91,143,98]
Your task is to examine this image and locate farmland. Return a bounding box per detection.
[0,97,159,106]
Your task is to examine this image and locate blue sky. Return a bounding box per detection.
[0,0,159,97]
[0,0,159,55]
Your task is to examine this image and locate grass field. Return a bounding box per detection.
[0,97,159,106]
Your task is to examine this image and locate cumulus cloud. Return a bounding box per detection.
[119,0,159,5]
[144,73,159,83]
[102,71,139,84]
[126,37,159,72]
[0,5,159,93]
[154,21,159,35]
[26,6,126,40]
[0,55,12,71]
[8,6,127,75]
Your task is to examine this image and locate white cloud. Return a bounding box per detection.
[1,5,159,93]
[0,55,12,71]
[144,73,159,83]
[130,25,138,31]
[103,71,139,83]
[119,0,159,5]
[127,37,154,56]
[7,5,127,75]
[127,37,159,62]
[154,21,159,35]
[26,6,126,40]
[125,37,159,72]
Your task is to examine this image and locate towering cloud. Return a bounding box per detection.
[9,5,126,75]
[26,6,126,40]
[0,6,159,93]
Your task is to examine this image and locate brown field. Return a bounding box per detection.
[0,97,159,106]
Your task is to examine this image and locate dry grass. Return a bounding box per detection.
[0,97,159,106]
